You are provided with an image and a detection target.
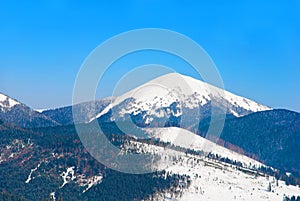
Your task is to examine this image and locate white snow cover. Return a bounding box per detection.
[0,93,20,109]
[77,174,103,193]
[50,192,56,201]
[164,153,300,201]
[121,139,300,201]
[143,127,263,168]
[60,167,76,188]
[94,73,271,121]
[25,163,41,184]
[36,109,47,113]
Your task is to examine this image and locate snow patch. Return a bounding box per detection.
[50,192,56,201]
[60,167,76,188]
[25,163,41,183]
[0,93,20,109]
[36,109,47,113]
[77,174,103,193]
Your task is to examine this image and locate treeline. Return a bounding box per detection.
[208,152,300,187]
[259,166,300,186]
[283,195,300,201]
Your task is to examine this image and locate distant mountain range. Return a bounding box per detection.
[0,92,114,128]
[0,93,59,128]
[0,73,299,200]
[40,97,113,126]
[0,73,271,128]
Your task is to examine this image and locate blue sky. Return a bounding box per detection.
[0,1,299,111]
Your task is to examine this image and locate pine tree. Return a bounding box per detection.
[267,182,272,192]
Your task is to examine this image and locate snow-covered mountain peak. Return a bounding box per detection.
[0,92,20,109]
[119,73,209,100]
[147,73,270,112]
[95,73,271,123]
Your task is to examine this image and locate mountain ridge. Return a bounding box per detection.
[0,92,60,128]
[197,109,300,177]
[93,73,271,127]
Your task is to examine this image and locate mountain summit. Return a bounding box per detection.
[0,93,20,110]
[94,73,271,126]
[0,92,59,128]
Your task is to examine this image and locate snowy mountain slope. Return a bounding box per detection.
[94,73,271,125]
[157,150,300,201]
[0,93,20,110]
[143,127,263,168]
[0,92,59,128]
[121,137,300,201]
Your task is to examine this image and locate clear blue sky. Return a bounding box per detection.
[0,1,299,111]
